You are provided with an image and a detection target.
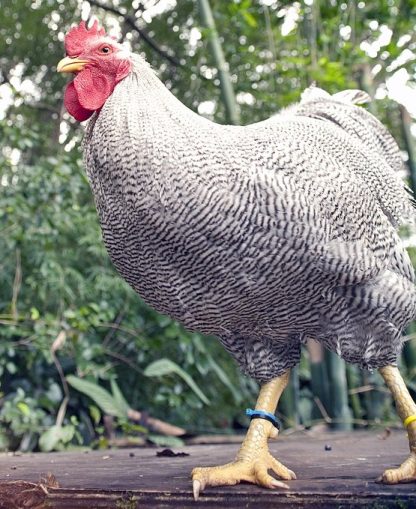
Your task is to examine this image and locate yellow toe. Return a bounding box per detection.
[191,453,295,495]
[378,453,416,484]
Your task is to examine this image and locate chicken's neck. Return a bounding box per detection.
[84,55,233,211]
[121,55,227,133]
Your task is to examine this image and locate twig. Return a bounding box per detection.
[51,331,70,427]
[313,396,332,424]
[103,415,115,440]
[348,384,390,395]
[97,322,144,339]
[127,408,186,436]
[11,249,22,321]
[102,348,142,374]
[25,102,61,114]
[0,319,18,326]
[102,311,125,347]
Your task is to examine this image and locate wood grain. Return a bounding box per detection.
[0,431,414,508]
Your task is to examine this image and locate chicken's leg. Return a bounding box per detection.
[191,371,296,499]
[378,365,416,483]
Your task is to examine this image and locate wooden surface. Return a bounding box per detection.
[0,431,415,508]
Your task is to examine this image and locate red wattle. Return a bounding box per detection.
[74,68,114,111]
[64,82,94,121]
[63,61,131,122]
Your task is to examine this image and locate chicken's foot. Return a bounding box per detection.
[191,371,296,499]
[378,365,416,483]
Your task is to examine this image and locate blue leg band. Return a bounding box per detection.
[246,408,281,430]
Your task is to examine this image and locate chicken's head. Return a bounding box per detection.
[57,20,132,121]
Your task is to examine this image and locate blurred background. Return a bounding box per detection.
[1,0,416,452]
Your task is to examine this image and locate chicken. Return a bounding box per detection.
[57,20,416,497]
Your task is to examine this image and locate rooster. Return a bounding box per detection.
[57,20,416,497]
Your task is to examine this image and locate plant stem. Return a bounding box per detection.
[197,0,240,125]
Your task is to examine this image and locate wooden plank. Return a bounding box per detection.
[0,431,414,507]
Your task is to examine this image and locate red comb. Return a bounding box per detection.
[65,20,106,56]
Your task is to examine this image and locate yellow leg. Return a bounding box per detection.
[379,365,416,483]
[191,371,296,499]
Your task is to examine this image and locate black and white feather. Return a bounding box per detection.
[83,56,416,382]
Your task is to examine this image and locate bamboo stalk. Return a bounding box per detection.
[403,324,416,377]
[399,104,416,196]
[325,350,352,430]
[346,365,364,422]
[359,63,377,116]
[361,369,389,422]
[278,367,299,427]
[197,0,240,125]
[307,339,330,420]
[264,5,277,93]
[309,0,319,70]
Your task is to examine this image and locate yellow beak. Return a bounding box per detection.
[57,56,90,73]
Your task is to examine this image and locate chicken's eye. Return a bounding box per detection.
[100,46,111,54]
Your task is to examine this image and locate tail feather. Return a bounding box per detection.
[295,86,415,225]
[332,89,370,105]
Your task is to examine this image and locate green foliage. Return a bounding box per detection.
[0,388,48,451]
[67,376,130,418]
[39,423,76,452]
[0,0,415,453]
[144,358,210,405]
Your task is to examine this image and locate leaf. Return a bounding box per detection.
[30,307,40,320]
[6,362,17,374]
[144,358,210,405]
[59,424,76,443]
[66,376,127,418]
[17,402,30,416]
[242,11,257,28]
[147,434,185,448]
[39,426,61,452]
[89,405,101,425]
[110,378,130,414]
[39,424,75,452]
[207,356,241,404]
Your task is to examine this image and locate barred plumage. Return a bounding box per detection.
[84,55,416,382]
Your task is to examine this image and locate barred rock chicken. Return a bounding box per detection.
[58,21,416,497]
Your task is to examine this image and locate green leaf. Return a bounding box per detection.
[147,434,185,447]
[89,405,101,425]
[17,402,30,416]
[207,356,241,403]
[39,424,75,452]
[242,11,257,28]
[30,307,40,320]
[110,378,130,414]
[6,362,17,374]
[144,358,210,405]
[39,426,61,452]
[59,424,76,443]
[67,376,127,418]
